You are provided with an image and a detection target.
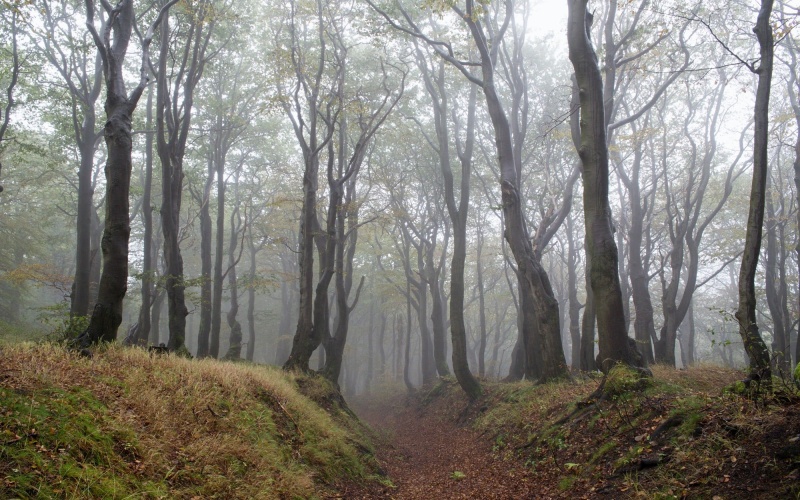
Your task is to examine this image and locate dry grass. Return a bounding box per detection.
[0,343,380,499]
[465,364,800,498]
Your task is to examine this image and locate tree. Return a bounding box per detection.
[567,0,647,373]
[75,0,176,347]
[156,0,220,353]
[734,0,774,385]
[280,0,339,372]
[371,0,570,397]
[0,3,19,195]
[30,1,105,320]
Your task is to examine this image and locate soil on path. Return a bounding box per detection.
[350,389,539,499]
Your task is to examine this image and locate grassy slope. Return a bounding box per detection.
[0,343,382,499]
[436,365,800,498]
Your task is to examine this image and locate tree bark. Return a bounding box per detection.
[195,155,214,358]
[282,0,336,371]
[156,1,213,352]
[567,0,646,373]
[224,180,243,360]
[76,0,175,347]
[134,88,155,345]
[468,0,567,385]
[735,0,774,385]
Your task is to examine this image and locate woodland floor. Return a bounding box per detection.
[347,370,800,500]
[351,390,538,499]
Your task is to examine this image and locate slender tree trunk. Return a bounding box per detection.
[366,301,375,394]
[245,232,263,362]
[321,178,365,385]
[71,135,97,319]
[476,228,488,378]
[784,27,800,366]
[224,197,243,360]
[150,284,165,346]
[211,151,226,358]
[378,310,387,378]
[394,314,401,381]
[566,215,583,371]
[765,177,791,374]
[156,14,188,353]
[735,0,774,385]
[134,89,155,345]
[428,267,450,377]
[402,301,414,393]
[196,156,214,358]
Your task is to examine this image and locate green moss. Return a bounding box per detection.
[589,440,617,464]
[724,380,748,395]
[793,362,800,382]
[0,386,164,499]
[558,476,576,491]
[605,364,650,396]
[1,344,383,499]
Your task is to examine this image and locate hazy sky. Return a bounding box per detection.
[529,1,569,38]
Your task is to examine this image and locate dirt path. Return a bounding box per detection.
[350,393,539,499]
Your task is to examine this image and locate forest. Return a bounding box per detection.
[1,0,800,497]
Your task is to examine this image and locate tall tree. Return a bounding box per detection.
[0,4,19,194]
[281,0,339,372]
[371,0,570,397]
[75,0,176,347]
[320,53,404,384]
[35,1,104,320]
[735,0,774,385]
[156,0,219,352]
[567,0,647,373]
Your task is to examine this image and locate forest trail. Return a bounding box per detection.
[351,390,540,499]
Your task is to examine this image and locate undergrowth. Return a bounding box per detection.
[469,364,800,498]
[0,343,382,499]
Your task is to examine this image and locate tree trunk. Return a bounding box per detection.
[378,310,387,377]
[224,193,243,360]
[567,0,646,373]
[469,0,567,385]
[134,89,155,345]
[765,176,791,374]
[566,214,583,371]
[210,151,226,358]
[196,155,214,358]
[284,147,322,371]
[366,300,375,394]
[402,301,414,393]
[476,227,488,378]
[77,0,171,347]
[321,177,365,385]
[156,13,188,353]
[71,132,97,319]
[150,285,165,346]
[735,0,774,385]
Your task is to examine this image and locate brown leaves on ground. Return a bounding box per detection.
[351,367,800,499]
[352,382,538,499]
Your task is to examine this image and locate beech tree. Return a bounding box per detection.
[75,0,176,347]
[372,0,570,398]
[0,9,17,167]
[33,1,105,320]
[567,0,648,373]
[734,0,774,385]
[156,0,221,353]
